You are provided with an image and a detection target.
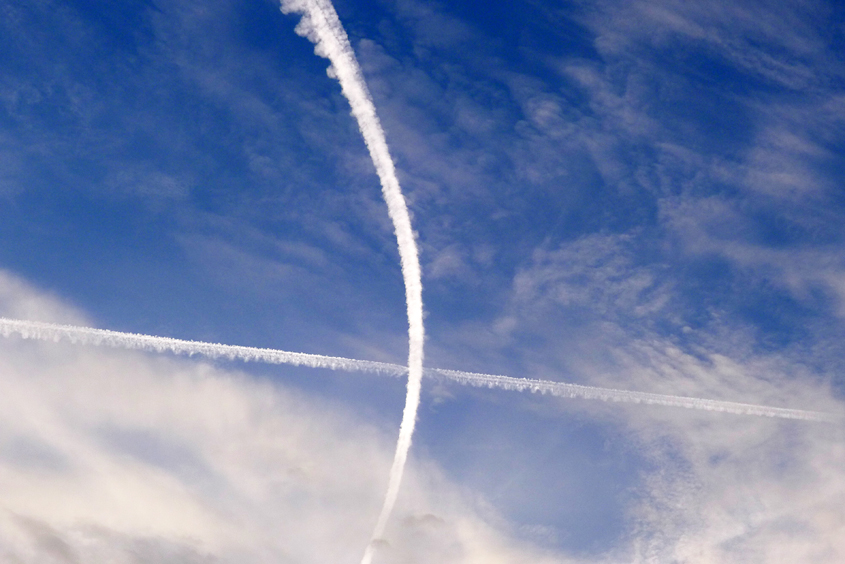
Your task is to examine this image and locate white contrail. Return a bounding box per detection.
[0,317,405,375]
[279,1,423,559]
[1,318,837,425]
[430,368,838,423]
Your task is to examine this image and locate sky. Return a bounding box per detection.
[1,0,845,562]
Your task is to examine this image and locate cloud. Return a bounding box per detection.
[3,261,842,563]
[512,233,669,322]
[478,218,845,562]
[0,271,569,563]
[1,247,844,564]
[0,271,88,325]
[622,393,845,563]
[3,0,845,561]
[584,0,837,90]
[660,196,845,321]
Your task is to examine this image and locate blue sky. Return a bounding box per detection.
[1,0,844,562]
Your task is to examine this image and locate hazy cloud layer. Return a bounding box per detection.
[0,271,571,564]
[0,267,843,563]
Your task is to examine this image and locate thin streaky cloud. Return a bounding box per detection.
[0,317,835,424]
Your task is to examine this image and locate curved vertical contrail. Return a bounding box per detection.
[278,1,424,561]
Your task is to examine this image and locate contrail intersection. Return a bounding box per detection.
[1,317,835,424]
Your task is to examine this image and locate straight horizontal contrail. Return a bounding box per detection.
[430,368,838,422]
[0,317,836,423]
[0,317,405,375]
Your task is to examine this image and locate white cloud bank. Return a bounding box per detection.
[0,269,843,563]
[0,271,560,564]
